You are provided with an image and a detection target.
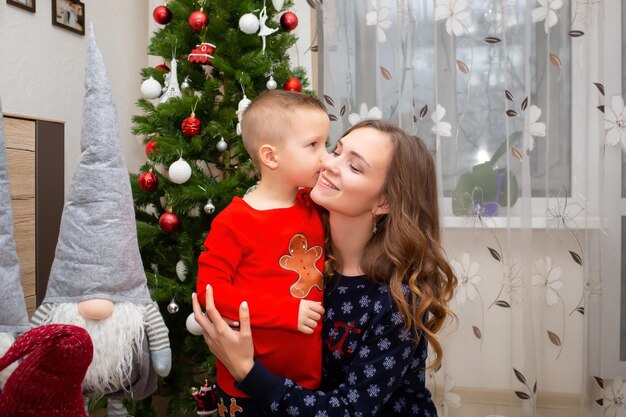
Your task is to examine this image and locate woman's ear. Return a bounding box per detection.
[373,197,390,215]
[258,144,279,170]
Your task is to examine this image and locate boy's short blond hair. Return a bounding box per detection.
[241,90,327,166]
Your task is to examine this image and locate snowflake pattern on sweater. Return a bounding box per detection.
[237,273,437,416]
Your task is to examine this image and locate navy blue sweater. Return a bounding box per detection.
[237,272,438,416]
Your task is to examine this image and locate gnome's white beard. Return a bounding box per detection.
[47,302,145,394]
[0,332,17,389]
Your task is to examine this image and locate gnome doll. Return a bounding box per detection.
[0,98,31,389]
[30,24,171,417]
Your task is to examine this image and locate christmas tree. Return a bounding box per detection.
[130,0,308,415]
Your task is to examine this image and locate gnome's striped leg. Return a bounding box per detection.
[107,397,128,417]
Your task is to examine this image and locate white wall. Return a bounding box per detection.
[0,0,150,193]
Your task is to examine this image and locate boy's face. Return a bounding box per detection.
[276,108,330,188]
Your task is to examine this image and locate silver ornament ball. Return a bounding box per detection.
[204,199,216,214]
[266,76,277,90]
[216,137,228,152]
[167,299,180,314]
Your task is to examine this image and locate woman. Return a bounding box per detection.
[192,120,457,416]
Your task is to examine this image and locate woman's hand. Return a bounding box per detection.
[192,285,255,382]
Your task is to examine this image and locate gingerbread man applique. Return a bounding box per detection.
[217,398,244,417]
[279,234,324,298]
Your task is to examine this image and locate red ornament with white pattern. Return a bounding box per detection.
[188,43,216,65]
[182,112,201,137]
[189,10,208,31]
[138,170,158,192]
[282,77,302,92]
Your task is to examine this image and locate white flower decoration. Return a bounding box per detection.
[531,0,563,33]
[365,0,392,43]
[503,263,523,306]
[605,95,626,150]
[525,104,546,153]
[450,253,482,306]
[431,104,452,137]
[532,256,564,307]
[603,375,626,417]
[546,186,584,229]
[434,0,470,37]
[348,103,382,126]
[441,375,461,417]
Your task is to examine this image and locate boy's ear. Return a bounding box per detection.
[372,197,390,215]
[258,144,279,170]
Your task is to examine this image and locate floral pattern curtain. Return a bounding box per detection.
[315,0,623,416]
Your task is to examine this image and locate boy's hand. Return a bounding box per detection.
[298,300,325,334]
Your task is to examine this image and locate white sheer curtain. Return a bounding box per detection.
[316,1,622,416]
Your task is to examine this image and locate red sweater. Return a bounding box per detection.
[196,190,325,397]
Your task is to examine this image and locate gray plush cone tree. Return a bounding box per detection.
[43,24,152,304]
[0,98,29,337]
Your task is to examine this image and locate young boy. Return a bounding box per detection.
[196,90,330,414]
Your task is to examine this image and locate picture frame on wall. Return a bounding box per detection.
[51,0,85,36]
[6,0,36,13]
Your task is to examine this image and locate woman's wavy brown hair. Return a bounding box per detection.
[323,119,457,369]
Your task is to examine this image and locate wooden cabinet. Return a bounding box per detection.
[3,115,64,316]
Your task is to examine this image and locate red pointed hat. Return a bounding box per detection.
[0,324,93,416]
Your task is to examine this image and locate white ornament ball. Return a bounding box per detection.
[216,137,228,152]
[141,76,162,99]
[266,76,277,90]
[169,157,192,184]
[186,312,204,336]
[239,13,260,35]
[272,0,285,11]
[181,77,190,90]
[176,260,187,282]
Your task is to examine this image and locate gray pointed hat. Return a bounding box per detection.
[43,24,151,304]
[0,98,30,335]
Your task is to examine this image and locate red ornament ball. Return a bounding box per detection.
[153,5,172,25]
[138,171,159,192]
[282,77,302,92]
[159,212,180,233]
[155,63,170,72]
[280,11,298,31]
[189,10,208,31]
[182,113,202,137]
[145,139,157,156]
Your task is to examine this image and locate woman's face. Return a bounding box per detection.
[311,127,393,217]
